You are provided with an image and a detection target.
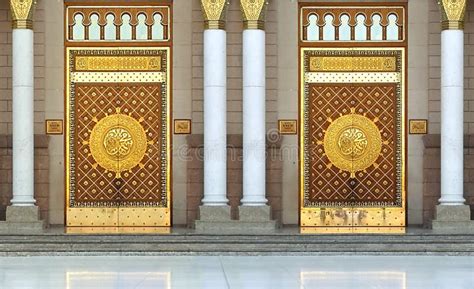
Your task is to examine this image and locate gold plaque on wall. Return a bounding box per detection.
[46,120,63,135]
[409,120,428,135]
[174,119,192,134]
[279,120,297,135]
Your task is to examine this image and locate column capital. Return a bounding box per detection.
[438,0,467,30]
[240,0,269,30]
[10,0,36,30]
[201,0,229,30]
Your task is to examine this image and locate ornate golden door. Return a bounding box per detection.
[299,4,407,229]
[65,4,172,227]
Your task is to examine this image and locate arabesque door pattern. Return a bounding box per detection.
[65,3,172,227]
[299,3,407,227]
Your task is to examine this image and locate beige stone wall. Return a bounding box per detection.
[44,0,65,225]
[191,0,278,134]
[186,135,283,226]
[428,2,474,133]
[278,0,298,225]
[172,0,193,225]
[406,0,430,225]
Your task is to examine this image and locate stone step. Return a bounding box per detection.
[0,233,473,256]
[195,220,277,234]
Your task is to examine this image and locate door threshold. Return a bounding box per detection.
[65,226,171,235]
[300,227,406,234]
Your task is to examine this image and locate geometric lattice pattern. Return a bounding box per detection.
[307,83,399,207]
[74,83,165,207]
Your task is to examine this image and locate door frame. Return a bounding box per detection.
[298,2,408,229]
[63,2,173,227]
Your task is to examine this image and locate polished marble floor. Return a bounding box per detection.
[0,256,473,289]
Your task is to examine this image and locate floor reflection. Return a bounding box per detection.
[0,256,472,289]
[300,271,406,289]
[67,272,170,289]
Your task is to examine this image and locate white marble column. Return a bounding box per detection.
[237,1,276,230]
[202,29,229,206]
[241,29,267,206]
[432,0,474,233]
[195,0,231,232]
[439,29,466,206]
[10,1,36,207]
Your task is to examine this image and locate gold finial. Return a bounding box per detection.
[10,0,36,30]
[200,0,230,30]
[438,0,467,30]
[240,0,269,30]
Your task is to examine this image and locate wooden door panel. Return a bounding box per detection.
[75,83,121,207]
[307,84,354,206]
[115,84,164,206]
[351,84,398,205]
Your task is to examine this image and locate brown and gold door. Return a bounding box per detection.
[65,4,172,227]
[299,4,407,229]
[300,49,406,228]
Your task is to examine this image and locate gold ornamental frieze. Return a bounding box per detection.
[86,108,151,179]
[240,0,269,30]
[309,56,397,72]
[323,113,383,178]
[201,0,229,30]
[304,72,401,83]
[10,0,36,29]
[75,56,162,72]
[439,0,467,30]
[71,72,166,83]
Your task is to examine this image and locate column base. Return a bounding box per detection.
[238,205,277,233]
[0,206,45,234]
[197,205,232,221]
[432,205,474,233]
[194,205,277,234]
[195,205,232,234]
[239,205,274,222]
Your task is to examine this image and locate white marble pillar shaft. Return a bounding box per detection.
[11,29,35,206]
[242,29,267,206]
[202,29,229,206]
[440,30,466,205]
